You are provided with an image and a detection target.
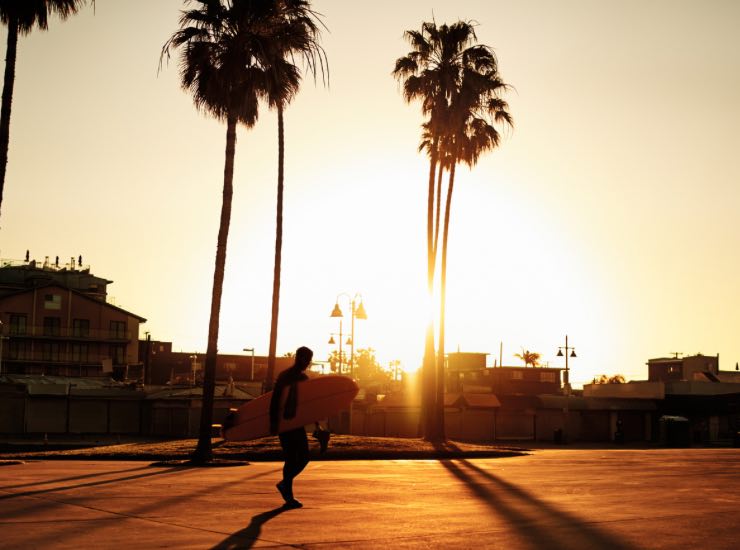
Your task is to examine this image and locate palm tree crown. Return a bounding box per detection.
[161,0,271,127]
[0,0,88,33]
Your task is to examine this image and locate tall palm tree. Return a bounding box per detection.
[0,0,92,220]
[435,44,512,438]
[262,0,326,393]
[394,21,474,440]
[162,0,268,463]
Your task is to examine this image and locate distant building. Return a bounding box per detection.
[0,258,146,379]
[138,339,296,385]
[445,352,563,396]
[648,354,720,382]
[584,353,740,444]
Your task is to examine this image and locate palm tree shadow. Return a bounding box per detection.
[439,454,635,550]
[211,506,290,550]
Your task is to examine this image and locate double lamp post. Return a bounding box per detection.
[328,293,367,377]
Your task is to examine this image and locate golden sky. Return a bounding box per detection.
[1,0,739,386]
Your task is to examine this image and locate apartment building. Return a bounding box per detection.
[0,258,146,379]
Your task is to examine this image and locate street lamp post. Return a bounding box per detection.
[556,335,577,442]
[243,347,255,380]
[328,330,352,374]
[329,293,367,378]
[556,335,577,395]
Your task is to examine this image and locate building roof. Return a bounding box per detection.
[0,282,146,321]
[145,384,258,400]
[0,374,140,397]
[445,393,501,409]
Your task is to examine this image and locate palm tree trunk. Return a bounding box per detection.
[435,159,457,442]
[265,104,285,393]
[0,16,19,219]
[422,137,438,439]
[193,114,237,463]
[432,161,444,262]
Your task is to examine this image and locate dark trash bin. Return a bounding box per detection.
[659,415,690,447]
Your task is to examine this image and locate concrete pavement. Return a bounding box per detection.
[1,449,739,549]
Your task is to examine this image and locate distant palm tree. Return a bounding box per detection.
[262,0,327,393]
[0,0,92,220]
[515,350,541,368]
[162,0,269,463]
[433,23,512,439]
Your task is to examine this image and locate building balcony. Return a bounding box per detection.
[2,352,135,366]
[5,326,133,342]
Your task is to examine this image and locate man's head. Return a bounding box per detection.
[295,346,313,371]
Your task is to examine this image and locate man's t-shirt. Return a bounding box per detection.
[269,367,308,431]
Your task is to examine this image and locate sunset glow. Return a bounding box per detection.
[2,0,739,387]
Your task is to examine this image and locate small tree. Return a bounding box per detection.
[593,374,626,384]
[515,349,541,368]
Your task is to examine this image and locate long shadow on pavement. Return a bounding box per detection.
[0,464,152,491]
[6,466,283,548]
[211,506,291,549]
[0,465,196,501]
[440,458,634,549]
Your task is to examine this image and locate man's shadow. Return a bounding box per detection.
[211,506,291,549]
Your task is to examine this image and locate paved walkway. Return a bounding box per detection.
[1,449,739,548]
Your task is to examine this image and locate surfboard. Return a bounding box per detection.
[221,375,359,441]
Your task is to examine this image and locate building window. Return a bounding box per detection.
[44,294,62,310]
[540,372,557,382]
[8,340,29,360]
[110,321,126,339]
[511,370,524,380]
[71,343,89,363]
[41,342,60,362]
[8,314,27,335]
[111,344,125,365]
[43,317,61,336]
[72,319,90,337]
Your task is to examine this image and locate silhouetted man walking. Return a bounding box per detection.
[269,346,328,508]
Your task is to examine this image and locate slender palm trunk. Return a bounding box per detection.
[432,161,444,262]
[0,16,19,220]
[265,104,285,393]
[435,159,457,441]
[422,137,439,439]
[193,115,237,463]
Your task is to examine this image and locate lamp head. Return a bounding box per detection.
[354,301,368,319]
[570,350,577,358]
[557,349,563,357]
[330,303,343,318]
[328,336,335,344]
[346,337,353,345]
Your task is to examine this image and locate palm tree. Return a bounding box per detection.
[0,0,92,220]
[262,0,327,393]
[394,21,473,441]
[162,0,269,463]
[434,26,512,440]
[515,349,541,368]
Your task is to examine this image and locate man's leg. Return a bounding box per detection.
[278,428,309,506]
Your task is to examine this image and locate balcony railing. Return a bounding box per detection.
[5,326,133,341]
[3,351,135,365]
